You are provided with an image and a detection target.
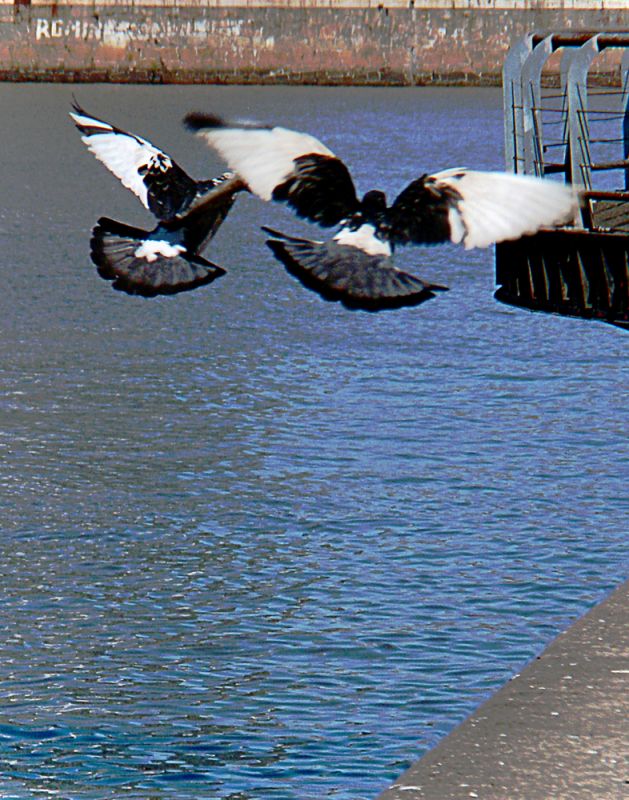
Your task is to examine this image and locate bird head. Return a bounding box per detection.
[360,190,387,220]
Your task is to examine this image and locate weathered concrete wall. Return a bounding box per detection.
[0,1,627,84]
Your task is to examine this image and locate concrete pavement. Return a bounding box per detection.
[378,578,629,800]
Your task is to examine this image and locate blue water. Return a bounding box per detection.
[0,84,627,800]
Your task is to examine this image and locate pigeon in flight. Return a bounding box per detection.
[184,111,581,312]
[71,103,245,297]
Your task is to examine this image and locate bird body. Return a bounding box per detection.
[133,239,185,262]
[71,103,244,296]
[333,223,392,257]
[185,111,581,311]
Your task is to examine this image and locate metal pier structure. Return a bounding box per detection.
[495,32,629,329]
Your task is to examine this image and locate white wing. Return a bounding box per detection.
[432,169,581,250]
[70,106,173,210]
[185,114,335,201]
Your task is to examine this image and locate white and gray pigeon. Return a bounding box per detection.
[70,103,245,297]
[184,111,581,312]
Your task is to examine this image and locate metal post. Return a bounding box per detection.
[520,35,555,177]
[621,49,629,190]
[559,48,581,184]
[502,35,534,173]
[567,35,602,191]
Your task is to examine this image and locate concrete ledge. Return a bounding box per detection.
[11,1,629,9]
[378,578,629,800]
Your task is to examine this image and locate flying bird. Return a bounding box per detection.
[184,111,581,312]
[70,103,245,297]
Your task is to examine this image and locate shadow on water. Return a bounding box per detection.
[0,84,627,800]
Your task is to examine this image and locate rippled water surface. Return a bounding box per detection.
[0,84,627,800]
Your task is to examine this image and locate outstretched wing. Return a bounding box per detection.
[263,226,447,312]
[70,102,197,220]
[386,169,580,249]
[184,112,360,227]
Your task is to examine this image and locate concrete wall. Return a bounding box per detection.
[0,1,627,84]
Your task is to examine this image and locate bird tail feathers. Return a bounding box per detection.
[263,226,447,312]
[90,217,226,297]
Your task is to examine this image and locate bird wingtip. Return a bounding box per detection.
[70,94,83,113]
[261,225,287,239]
[183,112,227,133]
[183,111,273,134]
